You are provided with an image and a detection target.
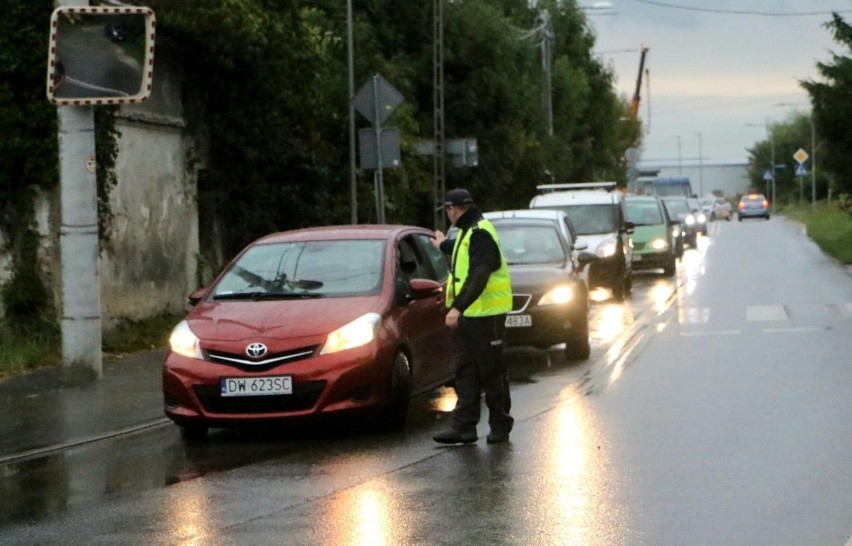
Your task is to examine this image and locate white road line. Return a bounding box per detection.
[747,305,788,321]
[763,326,824,334]
[679,330,741,336]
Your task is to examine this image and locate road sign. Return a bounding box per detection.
[795,163,808,176]
[762,170,772,182]
[793,148,809,164]
[358,127,400,170]
[352,74,404,125]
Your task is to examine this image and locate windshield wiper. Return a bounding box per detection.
[212,291,323,301]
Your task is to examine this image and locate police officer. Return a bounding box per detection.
[432,188,514,444]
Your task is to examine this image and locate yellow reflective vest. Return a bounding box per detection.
[447,219,512,316]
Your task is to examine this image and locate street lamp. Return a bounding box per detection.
[775,102,816,208]
[675,135,682,174]
[695,132,703,196]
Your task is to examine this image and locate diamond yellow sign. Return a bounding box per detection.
[793,148,809,164]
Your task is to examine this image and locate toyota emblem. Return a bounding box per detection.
[245,343,267,358]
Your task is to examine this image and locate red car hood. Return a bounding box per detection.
[187,297,382,342]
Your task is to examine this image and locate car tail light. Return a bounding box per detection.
[738,202,745,211]
[762,199,769,208]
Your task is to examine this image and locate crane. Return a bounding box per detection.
[630,45,649,120]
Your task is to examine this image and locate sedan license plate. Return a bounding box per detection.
[220,376,292,397]
[505,314,532,328]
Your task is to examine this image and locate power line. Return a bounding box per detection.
[626,0,852,17]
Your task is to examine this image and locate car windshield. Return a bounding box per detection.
[547,204,617,235]
[493,224,566,264]
[663,199,690,217]
[625,201,663,226]
[211,239,385,299]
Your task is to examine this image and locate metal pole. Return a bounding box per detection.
[675,135,682,174]
[58,0,102,383]
[696,132,703,196]
[347,0,358,224]
[811,115,816,208]
[372,74,385,224]
[769,120,776,215]
[433,0,445,231]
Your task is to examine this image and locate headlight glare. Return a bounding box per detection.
[649,238,668,250]
[596,239,618,258]
[321,313,381,355]
[169,320,202,359]
[539,285,574,305]
[685,215,696,225]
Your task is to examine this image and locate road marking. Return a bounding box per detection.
[746,305,788,322]
[679,307,710,324]
[763,326,824,334]
[679,330,741,336]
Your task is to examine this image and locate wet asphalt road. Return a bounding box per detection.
[1,216,851,545]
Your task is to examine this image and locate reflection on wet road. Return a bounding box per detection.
[0,245,696,530]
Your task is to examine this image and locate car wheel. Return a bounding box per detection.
[180,423,208,442]
[663,256,676,277]
[565,317,591,361]
[376,351,412,432]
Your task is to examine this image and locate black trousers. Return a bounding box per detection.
[451,314,514,434]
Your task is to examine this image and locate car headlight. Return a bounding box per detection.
[596,238,618,258]
[696,213,707,223]
[649,238,668,251]
[539,285,574,305]
[685,214,696,225]
[672,225,681,237]
[169,320,202,359]
[320,312,381,355]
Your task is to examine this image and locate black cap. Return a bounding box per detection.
[443,188,474,207]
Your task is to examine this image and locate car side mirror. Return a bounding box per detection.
[408,278,443,300]
[187,287,207,306]
[576,251,598,271]
[623,221,635,235]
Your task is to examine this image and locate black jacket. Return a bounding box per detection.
[440,206,502,313]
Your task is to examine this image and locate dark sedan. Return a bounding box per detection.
[484,210,596,360]
[163,225,456,439]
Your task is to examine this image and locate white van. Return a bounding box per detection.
[529,182,633,300]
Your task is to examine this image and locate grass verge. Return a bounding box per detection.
[784,202,852,264]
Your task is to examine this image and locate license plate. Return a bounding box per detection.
[633,254,643,261]
[506,314,532,328]
[220,376,293,397]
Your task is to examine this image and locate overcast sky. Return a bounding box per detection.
[587,0,852,164]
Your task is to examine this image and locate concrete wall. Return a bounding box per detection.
[1,44,199,326]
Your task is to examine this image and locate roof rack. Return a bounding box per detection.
[536,182,617,193]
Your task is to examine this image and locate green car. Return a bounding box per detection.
[624,195,678,277]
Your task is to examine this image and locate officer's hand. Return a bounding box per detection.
[433,230,446,248]
[445,307,460,328]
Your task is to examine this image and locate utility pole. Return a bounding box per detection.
[433,0,446,230]
[56,0,102,383]
[347,0,357,224]
[696,132,703,196]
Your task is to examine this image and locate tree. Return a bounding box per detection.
[802,12,852,197]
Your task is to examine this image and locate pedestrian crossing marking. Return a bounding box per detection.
[746,305,788,322]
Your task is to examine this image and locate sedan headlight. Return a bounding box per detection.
[539,285,574,306]
[696,213,707,223]
[684,214,696,226]
[596,238,618,258]
[320,312,381,355]
[649,238,669,251]
[169,320,202,359]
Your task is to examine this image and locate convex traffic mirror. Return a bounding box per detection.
[47,6,156,106]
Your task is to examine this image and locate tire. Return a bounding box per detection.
[180,423,208,442]
[663,256,676,277]
[376,351,412,432]
[565,315,591,361]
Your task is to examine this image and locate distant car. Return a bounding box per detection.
[706,197,733,221]
[162,225,456,439]
[105,23,128,42]
[483,210,597,360]
[738,194,770,221]
[624,195,678,277]
[661,197,699,248]
[529,182,633,301]
[687,198,708,235]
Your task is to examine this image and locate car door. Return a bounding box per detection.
[394,234,454,391]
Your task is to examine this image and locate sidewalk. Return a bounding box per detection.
[0,349,167,462]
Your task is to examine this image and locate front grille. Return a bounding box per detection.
[193,380,326,414]
[206,345,318,371]
[633,242,646,251]
[511,294,532,313]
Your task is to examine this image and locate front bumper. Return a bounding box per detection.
[505,298,588,349]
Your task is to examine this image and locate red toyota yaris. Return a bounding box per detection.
[163,225,455,439]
